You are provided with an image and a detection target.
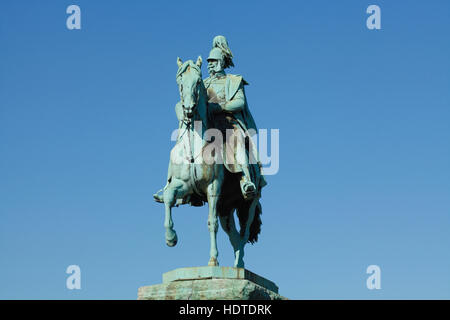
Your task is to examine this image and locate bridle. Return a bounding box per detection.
[176,66,203,164]
[175,64,206,197]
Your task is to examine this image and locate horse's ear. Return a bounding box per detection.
[196,55,202,67]
[177,57,183,68]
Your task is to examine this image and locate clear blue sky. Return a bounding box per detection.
[1,0,449,299]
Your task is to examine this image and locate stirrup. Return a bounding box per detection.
[241,181,256,200]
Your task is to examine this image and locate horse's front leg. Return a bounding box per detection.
[207,177,222,266]
[163,178,188,247]
[164,202,177,247]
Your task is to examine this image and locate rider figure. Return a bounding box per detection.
[204,35,266,199]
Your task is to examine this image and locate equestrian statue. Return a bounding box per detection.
[153,36,267,268]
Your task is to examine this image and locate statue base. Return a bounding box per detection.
[138,266,286,300]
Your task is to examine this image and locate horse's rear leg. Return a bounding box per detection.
[235,199,258,268]
[163,178,188,247]
[207,179,221,266]
[219,210,244,268]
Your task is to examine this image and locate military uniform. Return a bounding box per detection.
[204,71,267,198]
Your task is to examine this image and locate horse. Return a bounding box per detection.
[156,56,263,268]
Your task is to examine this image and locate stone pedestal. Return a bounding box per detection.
[138,266,286,300]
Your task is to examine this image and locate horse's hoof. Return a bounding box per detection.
[208,258,219,266]
[166,232,178,247]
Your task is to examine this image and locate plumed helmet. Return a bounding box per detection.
[207,35,234,69]
[207,47,224,62]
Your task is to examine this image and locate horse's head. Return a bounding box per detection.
[176,56,203,119]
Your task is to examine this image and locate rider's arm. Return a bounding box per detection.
[222,84,245,113]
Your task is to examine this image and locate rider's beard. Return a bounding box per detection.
[207,66,215,77]
[208,61,223,77]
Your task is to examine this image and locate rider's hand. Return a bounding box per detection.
[207,88,219,104]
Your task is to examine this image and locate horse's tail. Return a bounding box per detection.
[236,200,262,244]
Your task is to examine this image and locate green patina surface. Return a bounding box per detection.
[139,36,283,301]
[152,36,267,269]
